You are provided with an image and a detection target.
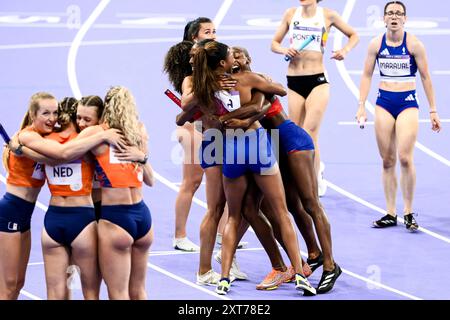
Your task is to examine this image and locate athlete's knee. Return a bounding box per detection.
[82,288,100,300]
[210,200,226,218]
[203,209,222,227]
[180,179,201,194]
[107,288,130,300]
[302,198,322,217]
[398,153,413,168]
[15,276,26,293]
[47,284,69,300]
[0,277,18,299]
[129,286,147,300]
[305,124,319,137]
[226,215,241,228]
[382,156,396,169]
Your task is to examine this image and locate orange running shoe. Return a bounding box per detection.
[256,269,288,290]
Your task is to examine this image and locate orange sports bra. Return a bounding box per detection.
[6,126,45,188]
[94,124,143,188]
[45,131,95,196]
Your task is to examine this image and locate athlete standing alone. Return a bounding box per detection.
[356,1,441,231]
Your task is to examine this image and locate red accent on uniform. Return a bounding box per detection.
[265,97,283,118]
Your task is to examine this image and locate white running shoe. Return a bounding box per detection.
[318,161,327,197]
[236,241,248,249]
[196,269,221,286]
[173,237,200,252]
[214,250,248,280]
[216,233,248,249]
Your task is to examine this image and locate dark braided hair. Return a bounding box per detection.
[57,97,78,131]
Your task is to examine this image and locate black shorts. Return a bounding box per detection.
[287,73,329,99]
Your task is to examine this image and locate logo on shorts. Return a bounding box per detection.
[404,94,415,101]
[318,76,325,82]
[8,222,18,231]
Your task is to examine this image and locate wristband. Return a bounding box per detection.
[138,154,148,165]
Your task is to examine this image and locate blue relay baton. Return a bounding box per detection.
[284,35,316,61]
[0,123,11,144]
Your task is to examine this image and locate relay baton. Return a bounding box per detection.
[164,89,202,120]
[284,35,316,61]
[0,123,11,144]
[164,89,182,107]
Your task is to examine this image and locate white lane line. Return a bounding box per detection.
[152,243,421,299]
[338,119,450,125]
[340,268,421,300]
[434,70,450,75]
[67,0,110,99]
[19,290,43,300]
[333,0,450,168]
[173,181,206,186]
[153,172,207,208]
[2,168,438,300]
[325,180,450,244]
[213,0,234,28]
[64,0,235,300]
[147,263,230,300]
[347,70,450,76]
[153,171,425,300]
[1,173,49,214]
[1,175,46,300]
[0,34,273,50]
[2,27,447,51]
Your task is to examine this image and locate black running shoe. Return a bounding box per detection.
[307,252,324,273]
[317,263,342,294]
[295,273,316,296]
[404,213,419,232]
[372,214,397,228]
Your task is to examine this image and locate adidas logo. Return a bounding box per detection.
[318,273,335,289]
[380,48,390,55]
[404,94,415,101]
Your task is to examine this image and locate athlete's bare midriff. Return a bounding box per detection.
[379,81,416,92]
[101,187,142,205]
[6,184,41,203]
[49,195,93,207]
[287,51,325,76]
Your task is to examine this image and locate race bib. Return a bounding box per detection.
[137,169,143,182]
[45,162,82,191]
[215,90,241,112]
[109,144,131,164]
[31,162,45,180]
[378,56,411,77]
